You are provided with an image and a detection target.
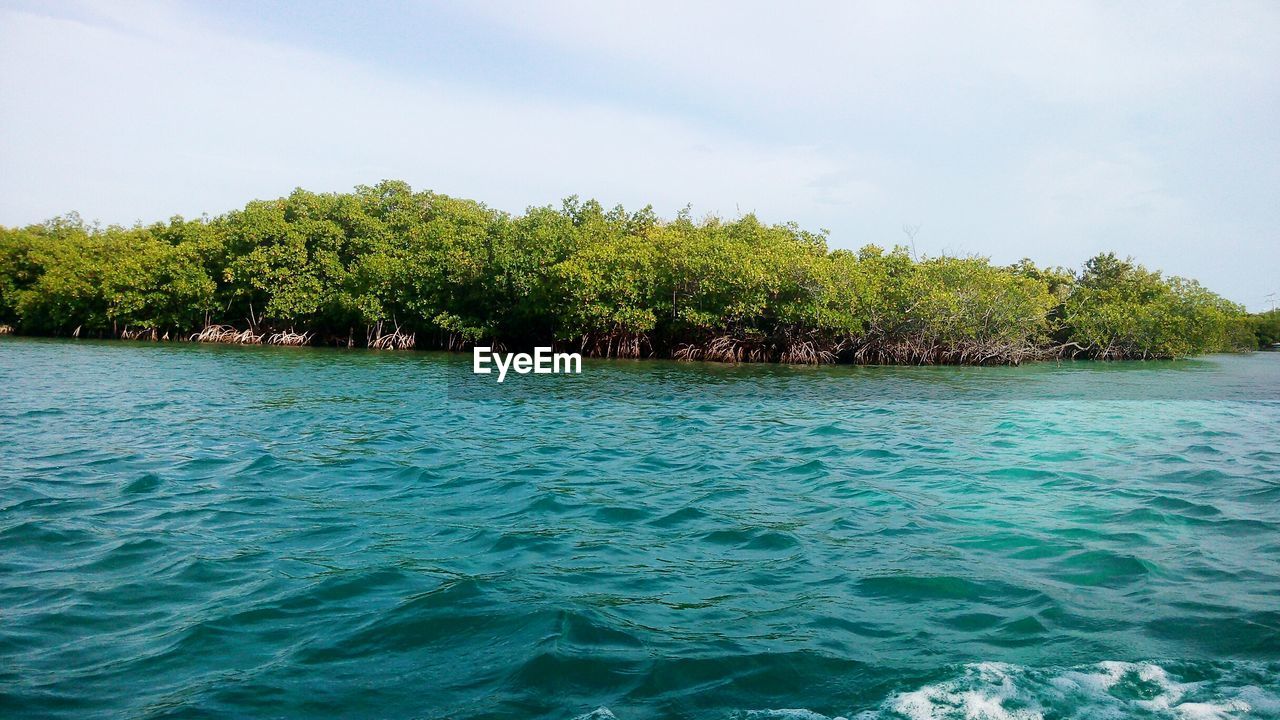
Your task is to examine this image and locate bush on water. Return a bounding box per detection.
[0,181,1258,363]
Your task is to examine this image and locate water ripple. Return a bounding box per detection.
[1,339,1278,718]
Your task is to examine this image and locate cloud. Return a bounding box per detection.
[0,1,878,225]
[458,0,1278,114]
[1,0,1277,308]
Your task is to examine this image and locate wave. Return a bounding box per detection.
[575,661,1280,720]
[858,661,1278,720]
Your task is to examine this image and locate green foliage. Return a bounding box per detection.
[1062,253,1246,359]
[102,227,217,331]
[5,215,117,334]
[0,184,1249,362]
[1251,309,1280,349]
[907,257,1057,350]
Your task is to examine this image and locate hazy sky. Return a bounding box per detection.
[1,1,1277,309]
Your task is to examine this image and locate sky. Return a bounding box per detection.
[1,1,1277,309]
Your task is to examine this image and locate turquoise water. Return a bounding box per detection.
[2,338,1278,719]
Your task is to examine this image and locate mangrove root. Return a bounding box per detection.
[267,329,313,346]
[120,327,161,341]
[578,332,651,359]
[190,325,263,344]
[368,321,415,350]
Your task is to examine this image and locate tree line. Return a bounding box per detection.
[0,181,1261,363]
[1252,309,1280,349]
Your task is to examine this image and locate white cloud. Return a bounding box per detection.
[0,2,876,225]
[460,0,1278,113]
[1,0,1277,308]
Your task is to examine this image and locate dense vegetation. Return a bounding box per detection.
[1251,309,1280,349]
[0,181,1255,363]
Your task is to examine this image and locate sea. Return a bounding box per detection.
[2,338,1278,719]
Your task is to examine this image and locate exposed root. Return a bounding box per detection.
[142,321,1076,365]
[120,327,160,341]
[676,332,1050,366]
[675,334,839,364]
[673,344,701,361]
[578,332,651,359]
[370,331,415,350]
[189,324,263,344]
[266,329,313,346]
[708,335,770,363]
[191,325,229,342]
[675,335,770,363]
[442,333,501,353]
[849,335,1048,366]
[778,339,837,365]
[368,321,415,350]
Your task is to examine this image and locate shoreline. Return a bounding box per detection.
[1,330,1253,367]
[1,184,1256,367]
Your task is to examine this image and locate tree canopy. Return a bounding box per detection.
[0,182,1253,363]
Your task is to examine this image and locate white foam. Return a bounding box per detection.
[887,662,1044,720]
[744,710,849,720]
[572,662,1278,720]
[1172,700,1251,720]
[863,661,1273,719]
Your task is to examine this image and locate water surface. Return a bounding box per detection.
[2,339,1278,718]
